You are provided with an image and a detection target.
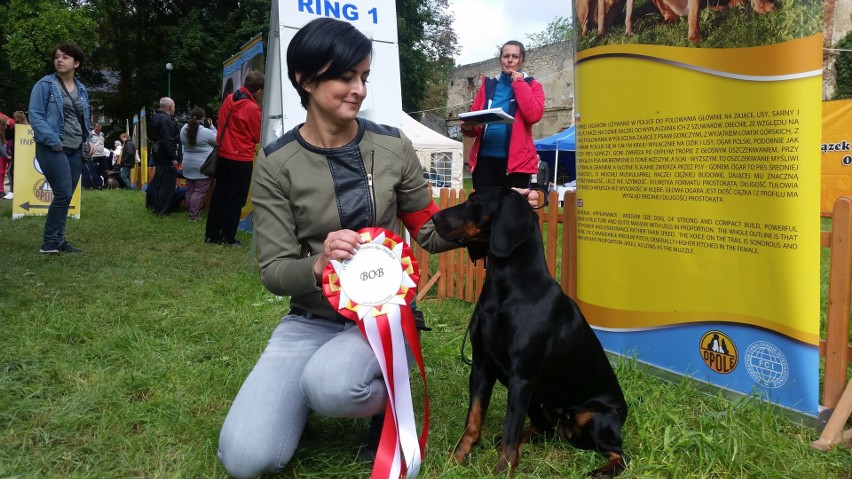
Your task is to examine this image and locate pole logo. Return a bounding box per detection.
[33,178,53,203]
[699,330,738,374]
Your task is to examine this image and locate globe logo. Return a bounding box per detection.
[744,341,789,388]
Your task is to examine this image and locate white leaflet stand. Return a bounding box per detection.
[262,0,402,146]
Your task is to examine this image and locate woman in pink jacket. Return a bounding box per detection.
[461,40,545,189]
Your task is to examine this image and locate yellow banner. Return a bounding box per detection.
[139,109,149,184]
[575,35,821,345]
[820,98,852,214]
[11,124,81,219]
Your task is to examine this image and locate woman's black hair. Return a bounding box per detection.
[53,43,85,70]
[500,40,526,62]
[186,107,205,146]
[286,18,373,109]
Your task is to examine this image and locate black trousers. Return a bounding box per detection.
[472,155,531,190]
[150,164,177,215]
[93,155,111,177]
[205,157,253,242]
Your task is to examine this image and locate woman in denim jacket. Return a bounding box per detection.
[28,43,93,254]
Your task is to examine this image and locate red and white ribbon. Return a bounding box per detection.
[322,227,429,478]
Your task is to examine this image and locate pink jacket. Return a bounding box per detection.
[463,74,545,175]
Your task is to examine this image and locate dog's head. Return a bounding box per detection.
[433,187,538,260]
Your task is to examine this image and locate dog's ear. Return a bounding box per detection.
[490,189,536,258]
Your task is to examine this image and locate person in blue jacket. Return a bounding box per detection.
[28,43,93,254]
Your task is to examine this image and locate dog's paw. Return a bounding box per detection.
[752,0,775,13]
[451,446,470,465]
[454,432,482,464]
[492,456,511,476]
[589,455,626,478]
[451,451,469,465]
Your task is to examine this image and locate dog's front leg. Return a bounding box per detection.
[625,0,635,36]
[687,0,701,42]
[750,0,775,13]
[576,0,591,37]
[595,0,606,36]
[493,377,534,476]
[453,359,496,464]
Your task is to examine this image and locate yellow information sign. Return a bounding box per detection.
[11,124,82,219]
[575,34,822,414]
[820,98,852,215]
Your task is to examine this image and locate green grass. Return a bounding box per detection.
[0,191,850,478]
[577,0,823,50]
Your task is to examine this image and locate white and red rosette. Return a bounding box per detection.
[322,227,429,479]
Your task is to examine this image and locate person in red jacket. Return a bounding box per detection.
[205,71,264,246]
[461,40,545,190]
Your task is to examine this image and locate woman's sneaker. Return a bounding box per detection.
[39,245,60,254]
[58,242,83,254]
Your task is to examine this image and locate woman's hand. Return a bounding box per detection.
[313,229,365,281]
[460,120,479,134]
[512,187,542,209]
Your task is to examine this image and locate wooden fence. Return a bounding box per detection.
[414,189,851,449]
[413,188,578,302]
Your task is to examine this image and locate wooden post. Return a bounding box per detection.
[810,378,852,451]
[824,196,852,409]
[810,196,852,452]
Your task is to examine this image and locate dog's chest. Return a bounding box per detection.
[469,312,557,384]
[470,283,587,381]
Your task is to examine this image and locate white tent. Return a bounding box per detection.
[401,113,464,191]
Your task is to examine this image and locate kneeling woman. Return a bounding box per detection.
[216,18,467,478]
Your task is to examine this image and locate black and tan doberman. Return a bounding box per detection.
[433,187,628,477]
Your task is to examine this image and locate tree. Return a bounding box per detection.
[89,0,268,122]
[415,0,459,117]
[2,0,98,78]
[0,0,452,127]
[0,0,99,112]
[833,32,852,100]
[397,0,458,115]
[0,0,270,122]
[526,16,574,49]
[87,0,176,124]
